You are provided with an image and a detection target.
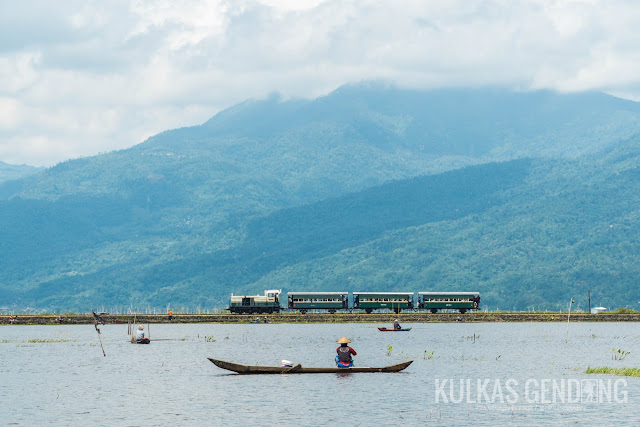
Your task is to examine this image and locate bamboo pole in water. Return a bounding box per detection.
[97,329,106,357]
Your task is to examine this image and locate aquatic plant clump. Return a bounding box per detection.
[586,367,640,377]
[611,348,631,360]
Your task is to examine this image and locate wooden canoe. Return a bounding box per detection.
[378,327,412,331]
[208,358,412,374]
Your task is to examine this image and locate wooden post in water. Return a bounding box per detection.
[565,298,574,343]
[588,290,591,314]
[131,314,137,343]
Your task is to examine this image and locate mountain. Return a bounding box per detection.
[1,84,640,311]
[0,161,43,185]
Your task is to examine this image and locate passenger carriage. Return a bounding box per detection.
[353,292,414,314]
[287,292,349,314]
[418,291,480,313]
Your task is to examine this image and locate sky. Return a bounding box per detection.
[2,0,640,167]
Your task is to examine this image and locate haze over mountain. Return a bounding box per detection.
[0,162,43,185]
[1,84,639,312]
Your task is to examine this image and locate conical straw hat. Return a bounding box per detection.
[337,336,351,344]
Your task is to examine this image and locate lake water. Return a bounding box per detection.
[1,322,639,426]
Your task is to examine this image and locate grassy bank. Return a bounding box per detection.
[586,367,640,377]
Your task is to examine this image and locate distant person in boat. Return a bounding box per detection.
[336,336,357,368]
[136,325,146,341]
[168,310,173,321]
[263,317,269,323]
[393,319,401,330]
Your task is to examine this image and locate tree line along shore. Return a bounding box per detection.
[1,312,640,325]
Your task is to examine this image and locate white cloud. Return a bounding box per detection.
[0,97,20,129]
[1,0,640,166]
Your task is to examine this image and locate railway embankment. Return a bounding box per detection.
[1,312,639,325]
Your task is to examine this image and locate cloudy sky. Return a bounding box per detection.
[2,0,640,166]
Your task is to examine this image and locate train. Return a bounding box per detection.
[228,290,480,314]
[228,289,283,314]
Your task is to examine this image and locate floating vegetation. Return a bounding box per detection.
[453,354,486,361]
[586,367,640,377]
[423,350,434,360]
[612,348,631,361]
[386,345,393,356]
[1,339,72,343]
[204,336,216,342]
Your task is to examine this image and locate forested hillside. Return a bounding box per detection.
[252,139,640,311]
[1,85,639,311]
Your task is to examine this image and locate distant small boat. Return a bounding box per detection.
[131,338,150,344]
[378,327,412,332]
[208,358,412,374]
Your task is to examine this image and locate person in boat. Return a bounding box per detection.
[336,336,357,368]
[393,319,401,330]
[263,316,269,323]
[135,325,146,341]
[168,310,173,321]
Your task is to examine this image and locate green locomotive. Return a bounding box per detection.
[228,289,282,314]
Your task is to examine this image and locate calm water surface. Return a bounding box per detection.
[1,322,639,426]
